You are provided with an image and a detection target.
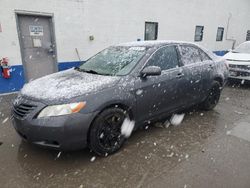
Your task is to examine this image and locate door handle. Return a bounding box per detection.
[176,73,184,78]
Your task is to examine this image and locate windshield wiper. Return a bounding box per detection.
[75,67,109,75]
[85,69,99,74]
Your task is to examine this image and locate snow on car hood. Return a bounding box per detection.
[21,69,120,101]
[224,52,250,65]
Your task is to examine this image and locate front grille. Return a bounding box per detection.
[13,103,37,119]
[229,64,250,70]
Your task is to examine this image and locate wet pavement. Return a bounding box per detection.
[0,84,250,188]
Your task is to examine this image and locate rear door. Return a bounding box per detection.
[198,48,215,97]
[177,45,204,105]
[134,45,183,122]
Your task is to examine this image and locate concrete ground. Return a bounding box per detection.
[0,84,250,188]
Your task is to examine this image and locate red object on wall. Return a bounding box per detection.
[1,58,11,79]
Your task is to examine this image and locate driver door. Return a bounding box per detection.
[134,45,183,123]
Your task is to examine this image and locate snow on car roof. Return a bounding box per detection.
[116,40,193,47]
[116,40,219,61]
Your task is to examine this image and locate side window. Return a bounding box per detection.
[179,45,202,65]
[194,26,204,42]
[199,49,211,61]
[246,30,250,41]
[147,46,179,71]
[216,27,224,41]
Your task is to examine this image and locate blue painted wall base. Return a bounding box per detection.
[0,51,228,94]
[213,50,228,56]
[0,65,25,94]
[0,61,82,94]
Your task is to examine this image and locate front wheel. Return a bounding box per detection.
[88,108,128,156]
[201,81,221,111]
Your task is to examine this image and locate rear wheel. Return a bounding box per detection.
[201,81,221,110]
[88,108,128,156]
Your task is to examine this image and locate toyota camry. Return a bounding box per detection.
[12,41,228,156]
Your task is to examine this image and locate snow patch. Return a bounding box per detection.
[2,117,8,124]
[21,69,120,101]
[170,114,185,126]
[121,118,135,138]
[136,89,143,95]
[55,151,62,159]
[90,156,96,162]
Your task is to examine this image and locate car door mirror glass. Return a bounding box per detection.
[140,66,161,78]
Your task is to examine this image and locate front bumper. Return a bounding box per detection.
[228,63,250,81]
[229,69,250,81]
[11,99,98,151]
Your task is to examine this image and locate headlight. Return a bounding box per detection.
[37,102,86,118]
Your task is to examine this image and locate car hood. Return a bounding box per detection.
[224,52,250,65]
[21,69,121,102]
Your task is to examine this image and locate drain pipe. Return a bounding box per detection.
[226,13,236,49]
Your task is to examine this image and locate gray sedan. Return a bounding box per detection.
[12,41,228,155]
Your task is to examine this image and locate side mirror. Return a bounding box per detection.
[140,66,162,78]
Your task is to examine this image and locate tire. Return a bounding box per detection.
[201,81,221,111]
[88,107,128,156]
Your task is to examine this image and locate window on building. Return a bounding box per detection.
[179,45,202,65]
[145,22,158,41]
[194,26,204,42]
[216,27,224,41]
[246,30,250,41]
[146,46,179,71]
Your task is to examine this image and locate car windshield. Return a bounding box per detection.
[79,46,147,76]
[233,42,250,54]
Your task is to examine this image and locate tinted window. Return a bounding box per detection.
[145,22,158,41]
[199,49,211,61]
[179,45,202,65]
[146,46,179,71]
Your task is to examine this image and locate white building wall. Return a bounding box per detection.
[0,0,86,66]
[85,0,250,55]
[0,0,250,66]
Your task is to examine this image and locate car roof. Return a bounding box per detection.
[115,40,219,61]
[115,40,196,48]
